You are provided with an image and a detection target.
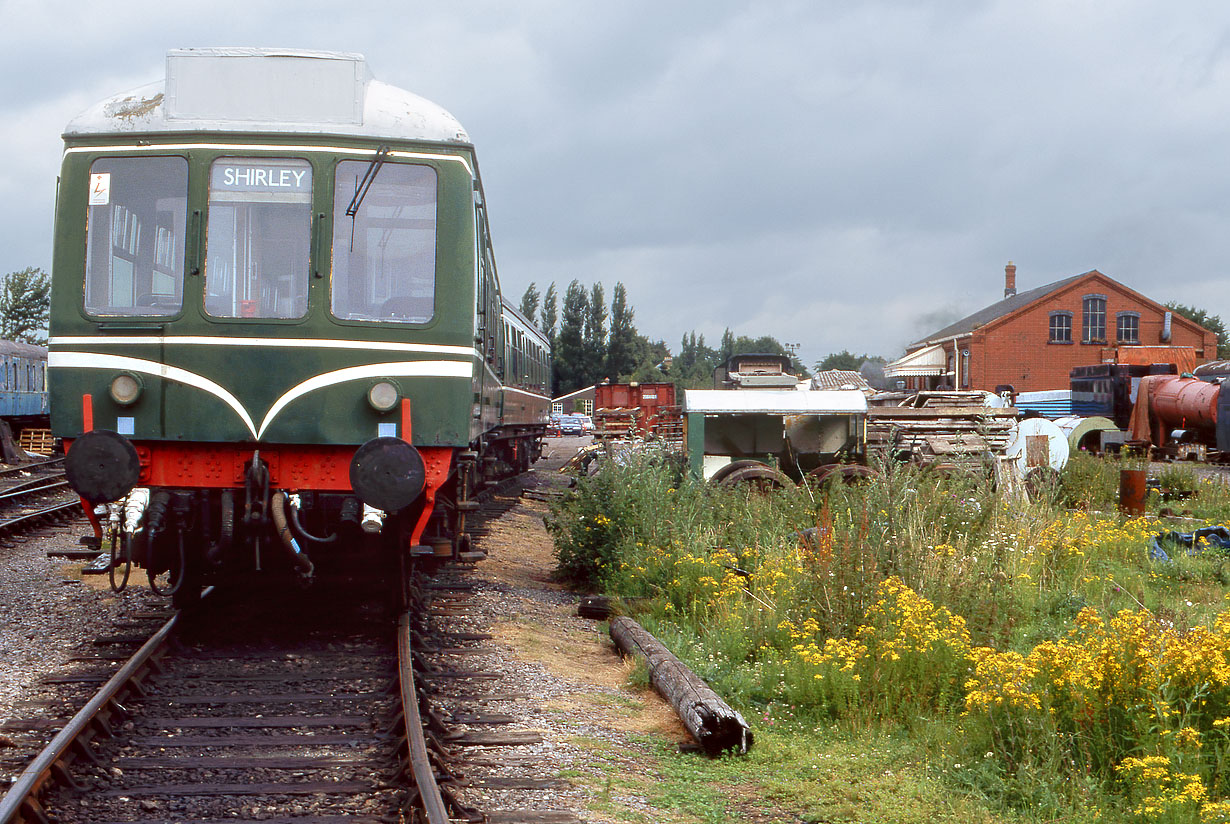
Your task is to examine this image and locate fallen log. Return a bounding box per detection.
[577,595,616,619]
[609,616,753,755]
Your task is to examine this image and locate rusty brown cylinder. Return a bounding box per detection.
[1119,468,1148,516]
[1151,377,1219,433]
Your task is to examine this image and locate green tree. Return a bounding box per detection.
[541,282,558,339]
[584,283,607,384]
[0,267,50,344]
[718,328,735,365]
[626,337,672,383]
[606,282,639,380]
[1165,302,1229,360]
[816,350,885,372]
[674,332,720,389]
[518,282,540,326]
[554,280,590,395]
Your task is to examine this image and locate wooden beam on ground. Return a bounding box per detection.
[609,616,752,755]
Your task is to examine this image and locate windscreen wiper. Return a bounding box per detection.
[347,145,390,249]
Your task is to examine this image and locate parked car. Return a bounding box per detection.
[578,415,595,433]
[557,415,584,436]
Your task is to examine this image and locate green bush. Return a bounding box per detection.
[1060,451,1120,510]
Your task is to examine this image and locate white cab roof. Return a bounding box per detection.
[65,48,469,144]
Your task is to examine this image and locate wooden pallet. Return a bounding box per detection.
[18,428,55,455]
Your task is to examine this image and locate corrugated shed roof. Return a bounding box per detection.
[908,273,1087,348]
[811,370,871,390]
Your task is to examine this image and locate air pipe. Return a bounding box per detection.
[287,493,337,544]
[271,492,314,580]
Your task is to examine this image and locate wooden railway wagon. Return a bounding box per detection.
[49,49,550,603]
[592,382,681,441]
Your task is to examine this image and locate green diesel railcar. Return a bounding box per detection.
[50,49,549,603]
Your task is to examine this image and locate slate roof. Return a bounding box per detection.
[908,273,1088,349]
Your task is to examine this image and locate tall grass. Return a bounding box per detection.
[549,452,1230,820]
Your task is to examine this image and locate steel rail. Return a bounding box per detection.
[0,458,63,479]
[398,612,449,824]
[0,477,68,501]
[0,594,197,824]
[0,500,80,535]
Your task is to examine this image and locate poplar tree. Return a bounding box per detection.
[518,282,540,325]
[584,283,607,384]
[541,283,558,339]
[606,282,638,380]
[554,280,589,395]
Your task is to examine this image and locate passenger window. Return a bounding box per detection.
[331,161,437,323]
[205,158,311,319]
[84,156,188,316]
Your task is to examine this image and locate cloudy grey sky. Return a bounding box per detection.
[3,1,1229,368]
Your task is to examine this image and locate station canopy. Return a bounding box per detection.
[884,344,946,378]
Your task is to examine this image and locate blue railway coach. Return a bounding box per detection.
[0,341,48,422]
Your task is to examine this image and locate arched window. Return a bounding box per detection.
[1083,294,1107,343]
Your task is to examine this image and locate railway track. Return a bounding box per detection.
[0,469,582,824]
[0,459,80,539]
[0,582,435,823]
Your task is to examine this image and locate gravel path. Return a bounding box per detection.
[0,523,161,730]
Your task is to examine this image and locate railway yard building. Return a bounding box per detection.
[885,264,1218,393]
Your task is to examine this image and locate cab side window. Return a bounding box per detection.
[84,156,188,316]
[331,161,437,323]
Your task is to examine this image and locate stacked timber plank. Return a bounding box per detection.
[593,407,640,440]
[651,406,685,450]
[594,405,685,450]
[866,392,1018,468]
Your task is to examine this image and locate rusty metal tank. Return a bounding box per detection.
[1151,376,1220,432]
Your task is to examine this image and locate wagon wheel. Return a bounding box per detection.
[708,460,769,485]
[806,463,878,488]
[1024,466,1061,501]
[714,461,794,491]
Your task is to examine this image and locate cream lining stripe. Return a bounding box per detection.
[50,336,478,358]
[48,351,473,439]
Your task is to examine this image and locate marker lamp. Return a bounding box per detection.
[109,373,143,406]
[367,381,400,412]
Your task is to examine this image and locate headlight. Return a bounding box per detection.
[109,373,143,406]
[367,380,400,412]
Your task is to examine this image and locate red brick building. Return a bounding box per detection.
[885,265,1217,393]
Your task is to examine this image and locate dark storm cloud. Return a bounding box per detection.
[3,1,1230,367]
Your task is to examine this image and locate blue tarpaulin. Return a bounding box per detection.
[1150,526,1230,562]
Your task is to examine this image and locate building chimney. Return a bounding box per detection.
[1004,261,1017,298]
